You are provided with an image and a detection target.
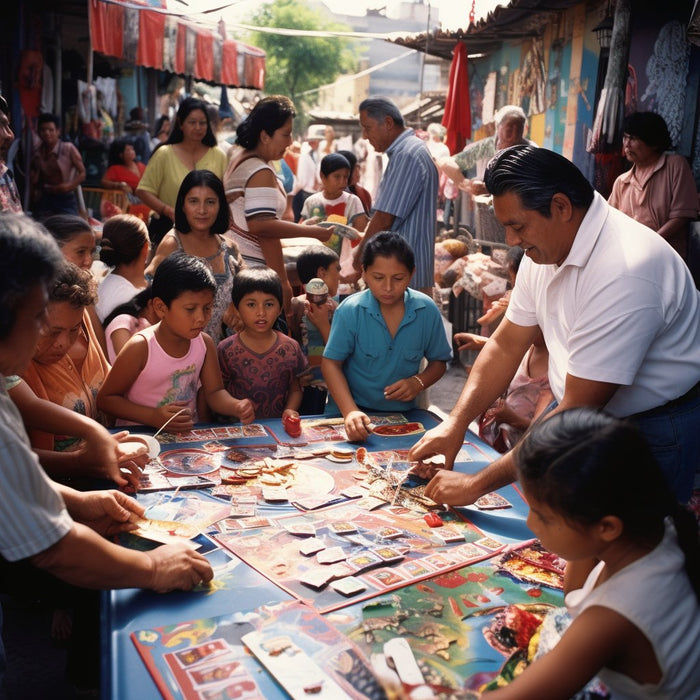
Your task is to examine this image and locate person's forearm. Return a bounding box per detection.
[415,360,447,390]
[136,188,171,218]
[284,384,303,413]
[31,524,155,589]
[207,389,247,417]
[449,333,523,428]
[468,451,518,495]
[35,447,96,478]
[321,359,359,416]
[97,394,157,427]
[657,216,691,241]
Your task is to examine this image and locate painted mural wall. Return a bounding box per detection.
[466,0,699,187]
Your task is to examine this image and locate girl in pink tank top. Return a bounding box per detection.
[97,254,255,432]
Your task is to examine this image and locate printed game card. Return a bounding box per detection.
[330,576,367,597]
[474,492,513,510]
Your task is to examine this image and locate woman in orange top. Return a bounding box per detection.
[19,262,111,458]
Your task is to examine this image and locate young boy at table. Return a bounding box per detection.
[0,213,214,688]
[322,232,452,441]
[218,266,308,420]
[288,246,340,415]
[299,152,368,290]
[97,253,255,430]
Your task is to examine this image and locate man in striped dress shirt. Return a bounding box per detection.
[354,97,439,295]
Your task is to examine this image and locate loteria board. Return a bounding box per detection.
[211,500,506,614]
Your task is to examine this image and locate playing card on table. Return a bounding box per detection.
[299,537,326,556]
[474,492,513,510]
[316,546,347,564]
[330,576,367,597]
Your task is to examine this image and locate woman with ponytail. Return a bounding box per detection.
[224,95,330,311]
[484,407,700,699]
[95,214,149,323]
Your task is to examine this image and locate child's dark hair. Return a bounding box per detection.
[231,266,283,308]
[362,231,415,272]
[515,408,700,602]
[320,152,350,178]
[100,214,148,267]
[174,170,229,235]
[152,252,216,307]
[337,149,358,174]
[42,214,93,244]
[296,246,339,285]
[103,286,153,328]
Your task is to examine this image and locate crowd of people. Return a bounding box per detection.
[0,83,699,699]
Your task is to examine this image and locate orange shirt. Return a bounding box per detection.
[21,309,110,451]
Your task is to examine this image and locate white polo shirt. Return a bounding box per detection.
[506,192,700,416]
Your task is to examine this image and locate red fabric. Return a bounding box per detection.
[175,22,187,76]
[89,0,264,88]
[222,40,239,86]
[441,41,471,154]
[138,9,166,70]
[195,31,214,82]
[90,0,124,59]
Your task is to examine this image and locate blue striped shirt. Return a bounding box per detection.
[0,379,72,561]
[373,129,438,289]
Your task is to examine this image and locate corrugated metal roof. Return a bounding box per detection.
[389,0,583,60]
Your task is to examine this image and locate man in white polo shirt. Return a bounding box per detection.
[410,145,700,502]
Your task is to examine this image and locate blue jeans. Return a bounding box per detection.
[629,389,700,503]
[540,391,700,503]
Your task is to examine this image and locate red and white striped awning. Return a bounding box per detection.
[89,0,265,88]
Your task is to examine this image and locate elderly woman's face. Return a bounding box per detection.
[34,301,84,365]
[622,133,658,166]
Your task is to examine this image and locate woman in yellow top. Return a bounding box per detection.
[136,97,227,246]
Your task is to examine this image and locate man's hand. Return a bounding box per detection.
[424,470,482,506]
[408,417,465,477]
[69,489,146,537]
[344,410,372,442]
[145,544,214,593]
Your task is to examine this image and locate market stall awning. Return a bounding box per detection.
[388,0,583,61]
[89,0,265,88]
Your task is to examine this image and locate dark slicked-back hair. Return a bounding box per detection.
[236,96,296,150]
[296,246,339,285]
[515,408,700,602]
[231,266,283,308]
[152,252,216,307]
[0,214,62,339]
[484,145,594,217]
[623,111,673,152]
[174,170,229,235]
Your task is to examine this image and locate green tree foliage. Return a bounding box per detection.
[248,0,356,107]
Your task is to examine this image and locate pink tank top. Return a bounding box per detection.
[123,324,206,424]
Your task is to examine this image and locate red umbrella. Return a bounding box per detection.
[441,41,471,154]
